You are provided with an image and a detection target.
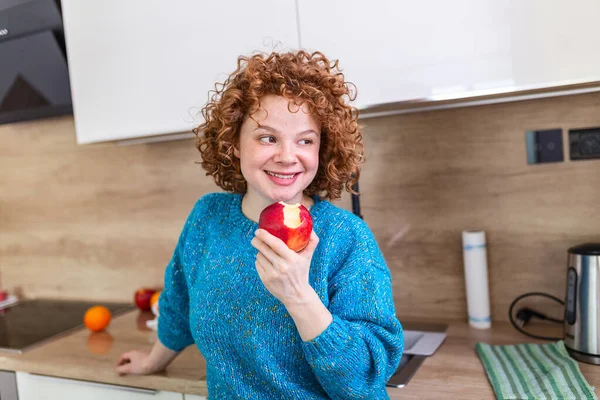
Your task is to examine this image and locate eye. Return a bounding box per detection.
[259,136,276,144]
[299,139,313,145]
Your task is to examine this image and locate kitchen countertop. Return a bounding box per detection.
[0,311,208,395]
[1,310,599,399]
[393,321,600,399]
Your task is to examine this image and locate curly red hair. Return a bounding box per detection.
[194,50,364,200]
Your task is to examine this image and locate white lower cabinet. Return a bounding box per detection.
[16,372,183,400]
[183,395,207,400]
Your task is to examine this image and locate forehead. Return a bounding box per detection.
[248,95,320,131]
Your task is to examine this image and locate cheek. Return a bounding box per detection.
[308,148,320,169]
[300,149,320,178]
[240,147,270,170]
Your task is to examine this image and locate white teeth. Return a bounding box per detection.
[266,171,296,179]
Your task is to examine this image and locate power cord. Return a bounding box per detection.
[508,292,565,341]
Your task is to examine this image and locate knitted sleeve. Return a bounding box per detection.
[301,220,404,399]
[157,198,206,352]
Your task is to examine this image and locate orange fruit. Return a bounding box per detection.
[150,291,161,308]
[83,305,112,332]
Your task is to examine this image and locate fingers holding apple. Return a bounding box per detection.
[252,228,319,305]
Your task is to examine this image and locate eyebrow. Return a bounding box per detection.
[255,125,318,136]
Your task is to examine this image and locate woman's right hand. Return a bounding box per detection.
[116,350,153,375]
[116,339,179,376]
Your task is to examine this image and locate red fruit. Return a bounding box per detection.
[258,201,313,252]
[134,288,157,311]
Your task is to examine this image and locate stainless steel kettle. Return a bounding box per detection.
[564,243,600,364]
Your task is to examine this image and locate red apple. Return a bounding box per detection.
[134,288,156,311]
[258,201,313,252]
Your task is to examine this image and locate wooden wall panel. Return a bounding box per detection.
[359,92,600,322]
[1,92,599,323]
[0,118,214,302]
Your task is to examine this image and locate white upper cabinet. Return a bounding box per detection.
[63,1,600,144]
[61,1,298,144]
[298,0,600,109]
[509,0,600,88]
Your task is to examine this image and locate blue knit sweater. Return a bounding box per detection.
[158,193,403,399]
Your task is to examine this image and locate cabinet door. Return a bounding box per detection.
[298,0,513,108]
[298,0,600,109]
[183,395,207,400]
[509,0,600,89]
[61,1,299,144]
[16,372,182,400]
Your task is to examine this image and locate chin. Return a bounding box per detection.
[268,191,304,204]
[256,179,314,204]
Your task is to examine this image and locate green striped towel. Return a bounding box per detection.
[476,341,597,400]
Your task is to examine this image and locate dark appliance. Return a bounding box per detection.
[0,0,72,125]
[0,299,133,353]
[0,370,18,400]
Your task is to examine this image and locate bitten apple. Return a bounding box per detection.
[134,288,156,311]
[258,202,313,252]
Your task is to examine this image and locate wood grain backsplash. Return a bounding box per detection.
[1,92,599,323]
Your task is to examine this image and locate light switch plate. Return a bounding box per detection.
[525,129,564,164]
[569,127,600,160]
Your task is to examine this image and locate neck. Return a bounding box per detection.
[241,194,314,223]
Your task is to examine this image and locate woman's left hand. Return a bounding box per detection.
[251,229,319,307]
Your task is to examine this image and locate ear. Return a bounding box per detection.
[233,145,240,158]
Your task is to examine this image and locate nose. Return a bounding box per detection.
[274,142,297,164]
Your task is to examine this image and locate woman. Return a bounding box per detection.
[116,50,403,399]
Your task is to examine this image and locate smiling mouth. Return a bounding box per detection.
[265,171,299,179]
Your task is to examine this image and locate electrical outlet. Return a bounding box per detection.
[525,129,564,164]
[569,127,600,160]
